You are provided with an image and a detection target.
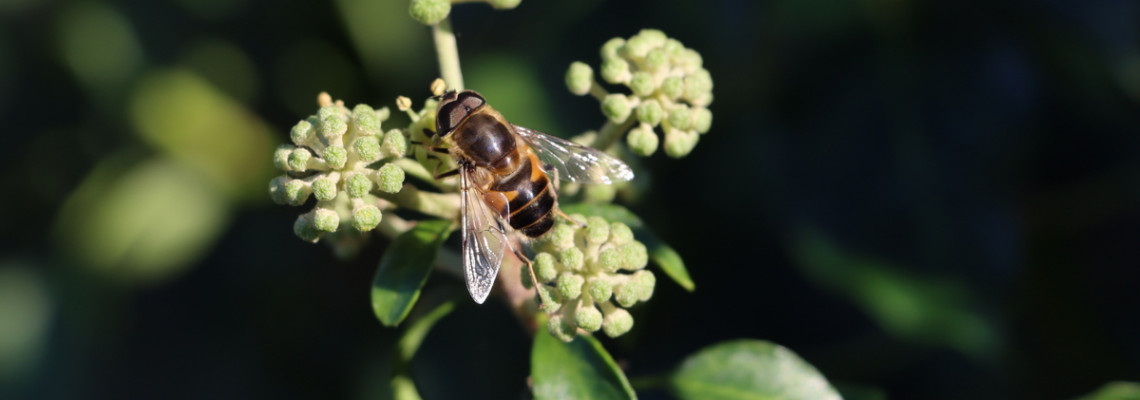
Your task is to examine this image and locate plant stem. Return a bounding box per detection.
[432,18,464,91]
[588,79,609,101]
[593,117,637,153]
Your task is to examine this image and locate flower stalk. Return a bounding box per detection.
[432,18,464,91]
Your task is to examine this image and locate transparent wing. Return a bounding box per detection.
[514,125,634,184]
[459,166,509,304]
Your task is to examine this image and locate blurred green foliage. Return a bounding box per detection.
[1,0,1138,399]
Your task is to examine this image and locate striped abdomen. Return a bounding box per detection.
[488,151,556,238]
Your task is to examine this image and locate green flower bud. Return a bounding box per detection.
[548,223,576,251]
[381,129,407,158]
[409,0,450,25]
[352,204,382,232]
[636,29,667,48]
[534,252,558,283]
[667,104,692,131]
[351,104,381,136]
[273,145,294,170]
[621,34,653,60]
[320,115,348,139]
[312,208,340,232]
[601,94,631,123]
[600,58,630,84]
[602,308,633,338]
[537,285,562,312]
[683,69,713,104]
[559,247,584,271]
[488,0,521,9]
[634,270,656,301]
[323,145,347,169]
[661,76,683,100]
[565,61,594,96]
[547,314,577,342]
[613,282,639,307]
[352,136,381,163]
[284,179,309,205]
[287,147,312,171]
[375,163,405,193]
[626,124,658,157]
[629,71,656,97]
[269,176,289,204]
[609,222,634,245]
[662,38,684,58]
[586,278,613,302]
[583,184,617,204]
[584,216,610,246]
[636,99,664,126]
[597,247,621,273]
[692,107,713,134]
[663,127,698,158]
[600,38,625,60]
[345,173,373,198]
[575,306,603,332]
[556,273,584,300]
[352,103,374,115]
[317,105,341,121]
[311,176,338,201]
[643,48,667,72]
[294,214,321,242]
[291,120,314,146]
[620,241,649,271]
[678,48,704,72]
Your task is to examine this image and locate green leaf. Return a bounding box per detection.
[54,156,228,285]
[395,300,456,361]
[561,203,694,291]
[1075,382,1140,400]
[791,228,997,359]
[670,339,841,400]
[532,330,636,400]
[371,219,453,326]
[383,300,456,400]
[391,375,423,400]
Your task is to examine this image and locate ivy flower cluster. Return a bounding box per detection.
[409,0,522,25]
[565,29,714,158]
[269,93,408,244]
[524,216,655,342]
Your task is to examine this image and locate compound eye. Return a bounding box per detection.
[435,91,486,135]
[455,91,485,112]
[436,102,466,135]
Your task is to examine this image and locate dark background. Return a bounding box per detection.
[2,0,1138,399]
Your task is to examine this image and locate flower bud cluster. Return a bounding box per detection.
[410,0,522,25]
[269,93,408,243]
[566,29,713,158]
[524,215,654,342]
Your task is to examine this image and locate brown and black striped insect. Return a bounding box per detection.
[430,90,634,303]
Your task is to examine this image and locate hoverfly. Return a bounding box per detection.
[430,90,634,303]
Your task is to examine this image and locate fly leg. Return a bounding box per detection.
[507,244,548,309]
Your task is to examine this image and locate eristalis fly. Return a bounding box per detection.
[430,90,634,304]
